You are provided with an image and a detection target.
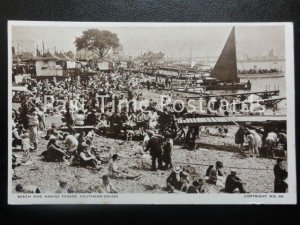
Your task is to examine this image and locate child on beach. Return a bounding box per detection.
[22,133,31,158]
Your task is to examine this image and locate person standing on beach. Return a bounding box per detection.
[162,137,173,169]
[144,131,164,171]
[235,125,245,152]
[274,158,288,193]
[27,108,39,150]
[146,80,151,90]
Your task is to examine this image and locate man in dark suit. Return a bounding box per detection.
[225,169,246,193]
[144,131,163,171]
[274,158,288,193]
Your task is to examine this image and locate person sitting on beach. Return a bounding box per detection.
[78,142,101,169]
[12,124,25,147]
[41,135,70,163]
[180,169,190,192]
[125,129,135,145]
[98,114,110,127]
[63,132,79,155]
[166,166,185,191]
[76,130,86,151]
[187,180,203,193]
[16,183,41,193]
[196,178,205,193]
[206,161,224,185]
[108,154,142,180]
[74,110,85,126]
[55,179,69,193]
[85,109,99,126]
[224,169,246,193]
[45,123,57,140]
[96,175,118,193]
[85,129,99,144]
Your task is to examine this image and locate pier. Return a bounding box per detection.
[187,90,280,101]
[177,115,286,127]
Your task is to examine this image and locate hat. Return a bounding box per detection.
[174,166,182,173]
[231,169,237,173]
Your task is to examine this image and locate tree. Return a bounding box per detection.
[74,29,120,59]
[137,51,165,65]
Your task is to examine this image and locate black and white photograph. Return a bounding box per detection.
[7,21,296,204]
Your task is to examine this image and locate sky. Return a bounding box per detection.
[11,24,285,59]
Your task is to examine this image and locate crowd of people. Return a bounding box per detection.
[11,70,288,194]
[235,124,287,158]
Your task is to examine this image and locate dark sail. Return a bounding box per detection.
[211,27,239,83]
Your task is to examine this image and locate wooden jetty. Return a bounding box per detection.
[247,96,286,105]
[177,115,286,127]
[187,90,280,101]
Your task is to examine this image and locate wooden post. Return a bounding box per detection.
[71,69,74,99]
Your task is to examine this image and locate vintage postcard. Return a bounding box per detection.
[8,21,296,204]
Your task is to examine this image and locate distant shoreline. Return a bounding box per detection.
[237,59,285,63]
[238,72,284,79]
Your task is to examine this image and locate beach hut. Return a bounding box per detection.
[97,59,115,71]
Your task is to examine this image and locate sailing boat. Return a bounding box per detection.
[203,27,251,90]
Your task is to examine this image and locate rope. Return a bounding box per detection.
[173,161,270,171]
